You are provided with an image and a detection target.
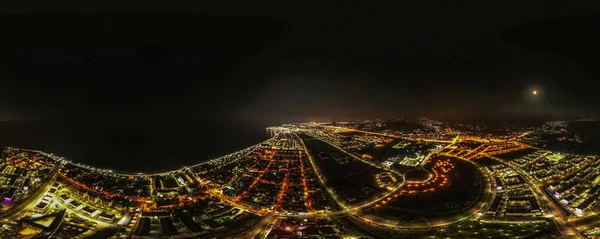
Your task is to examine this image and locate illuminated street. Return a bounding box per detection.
[0,119,598,238]
[1,3,599,238]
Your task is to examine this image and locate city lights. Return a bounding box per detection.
[0,119,595,238]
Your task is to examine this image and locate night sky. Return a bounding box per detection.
[1,1,600,123]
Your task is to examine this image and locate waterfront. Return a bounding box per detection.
[0,119,270,173]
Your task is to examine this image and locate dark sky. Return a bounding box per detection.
[1,1,600,123]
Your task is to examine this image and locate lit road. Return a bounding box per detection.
[207,128,545,234]
[1,171,58,221]
[285,127,573,232]
[302,130,405,177]
[296,132,350,211]
[3,126,587,238]
[209,132,408,219]
[345,158,492,230]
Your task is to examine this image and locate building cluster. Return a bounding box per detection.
[0,149,56,204]
[546,157,600,216]
[340,132,394,148]
[538,121,569,135]
[375,172,398,188]
[500,148,600,217]
[14,179,135,239]
[133,205,260,238]
[391,140,439,167]
[57,192,118,222]
[189,143,260,174]
[487,188,541,217]
[372,118,455,140]
[512,150,590,183]
[220,132,338,214]
[0,144,305,238]
[60,164,151,198]
[437,144,482,160]
[482,162,542,217]
[4,119,600,238]
[303,129,374,152]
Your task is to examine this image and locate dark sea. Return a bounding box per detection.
[0,119,271,173]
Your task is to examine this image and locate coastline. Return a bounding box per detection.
[9,136,274,177]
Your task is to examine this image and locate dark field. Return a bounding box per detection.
[366,156,485,223]
[404,169,430,182]
[299,134,390,206]
[472,156,501,166]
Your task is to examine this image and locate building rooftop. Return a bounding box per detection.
[98,212,115,219]
[69,200,82,207]
[82,206,97,214]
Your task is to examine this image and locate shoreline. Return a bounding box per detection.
[8,136,274,177]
